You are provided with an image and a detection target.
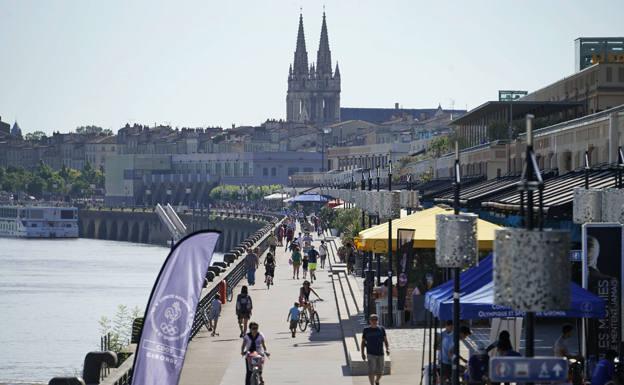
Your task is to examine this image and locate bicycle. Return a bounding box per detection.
[266,274,273,290]
[298,299,322,332]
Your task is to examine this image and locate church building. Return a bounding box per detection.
[286,13,341,125]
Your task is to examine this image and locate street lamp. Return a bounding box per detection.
[375,164,380,192]
[322,128,332,172]
[145,189,152,208]
[388,159,393,191]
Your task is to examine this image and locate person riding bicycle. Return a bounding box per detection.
[299,280,322,319]
[264,252,276,285]
[241,322,269,385]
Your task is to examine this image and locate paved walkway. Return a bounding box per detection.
[179,223,425,385]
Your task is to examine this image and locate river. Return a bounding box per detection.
[0,238,222,384]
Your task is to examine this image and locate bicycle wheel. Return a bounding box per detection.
[226,286,233,302]
[298,311,309,332]
[312,311,320,332]
[250,370,261,385]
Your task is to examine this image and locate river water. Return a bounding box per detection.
[0,238,221,384]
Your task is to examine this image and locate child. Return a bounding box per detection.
[208,293,221,336]
[287,302,301,338]
[302,254,309,279]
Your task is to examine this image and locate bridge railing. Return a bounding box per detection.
[61,211,284,385]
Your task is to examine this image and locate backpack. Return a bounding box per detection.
[237,294,252,312]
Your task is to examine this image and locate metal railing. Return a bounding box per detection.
[90,212,283,385]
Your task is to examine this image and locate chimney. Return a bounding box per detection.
[394,103,399,110]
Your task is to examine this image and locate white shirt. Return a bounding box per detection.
[243,332,266,354]
[319,244,328,256]
[554,335,570,357]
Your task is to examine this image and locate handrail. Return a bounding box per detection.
[72,211,284,385]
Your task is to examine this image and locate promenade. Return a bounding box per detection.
[179,223,427,385]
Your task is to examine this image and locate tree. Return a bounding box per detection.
[24,131,47,141]
[427,135,450,158]
[487,121,510,141]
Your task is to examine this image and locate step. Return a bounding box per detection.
[347,335,392,376]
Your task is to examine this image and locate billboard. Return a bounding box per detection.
[582,223,624,358]
[498,90,528,102]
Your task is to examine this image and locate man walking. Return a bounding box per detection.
[245,248,259,286]
[361,314,390,385]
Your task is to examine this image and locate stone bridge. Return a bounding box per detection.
[78,209,271,252]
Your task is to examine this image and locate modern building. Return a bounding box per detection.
[575,37,624,72]
[286,13,341,125]
[104,151,323,206]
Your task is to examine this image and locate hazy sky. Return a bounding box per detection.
[1,0,622,134]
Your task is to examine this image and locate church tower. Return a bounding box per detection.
[286,12,341,125]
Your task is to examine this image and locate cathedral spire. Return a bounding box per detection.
[292,13,309,77]
[316,11,332,77]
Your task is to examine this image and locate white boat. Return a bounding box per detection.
[0,205,79,238]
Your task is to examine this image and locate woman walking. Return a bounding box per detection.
[291,246,302,279]
[236,286,253,337]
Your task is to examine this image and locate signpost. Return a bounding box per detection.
[489,357,568,383]
[498,90,528,102]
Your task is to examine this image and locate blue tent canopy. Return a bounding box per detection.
[436,281,606,320]
[289,194,329,203]
[424,255,493,314]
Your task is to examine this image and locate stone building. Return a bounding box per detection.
[286,13,341,125]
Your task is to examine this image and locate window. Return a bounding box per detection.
[263,168,268,176]
[288,167,299,175]
[271,167,276,176]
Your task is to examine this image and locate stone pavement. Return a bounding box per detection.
[179,222,427,385]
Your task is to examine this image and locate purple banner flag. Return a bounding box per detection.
[132,230,220,385]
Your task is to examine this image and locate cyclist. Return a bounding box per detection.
[264,252,276,286]
[241,322,269,385]
[299,280,322,320]
[236,286,253,338]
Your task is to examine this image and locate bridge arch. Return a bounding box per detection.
[97,221,108,239]
[119,221,129,242]
[130,222,140,243]
[86,220,95,238]
[108,221,118,241]
[140,221,150,243]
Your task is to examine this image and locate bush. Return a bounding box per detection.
[330,208,362,245]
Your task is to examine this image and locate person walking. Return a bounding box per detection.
[245,248,259,286]
[319,240,328,269]
[361,314,390,385]
[285,226,294,251]
[291,246,302,279]
[206,293,221,337]
[264,252,276,286]
[236,286,253,337]
[302,253,309,280]
[439,320,454,385]
[287,302,301,338]
[307,245,319,282]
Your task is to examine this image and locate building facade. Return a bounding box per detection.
[286,13,341,125]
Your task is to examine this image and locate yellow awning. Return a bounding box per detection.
[356,206,501,252]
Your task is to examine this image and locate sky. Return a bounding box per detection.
[1,0,622,135]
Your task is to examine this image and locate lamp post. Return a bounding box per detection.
[452,142,461,385]
[368,169,373,227]
[322,128,331,172]
[387,160,394,327]
[166,189,172,205]
[145,189,152,208]
[406,175,412,215]
[361,170,366,228]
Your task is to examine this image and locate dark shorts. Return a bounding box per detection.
[237,311,251,320]
[289,320,298,330]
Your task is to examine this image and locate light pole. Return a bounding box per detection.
[145,189,152,208]
[387,159,394,327]
[322,128,331,172]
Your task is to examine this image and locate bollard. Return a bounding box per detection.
[494,229,570,311]
[49,378,86,385]
[83,351,118,385]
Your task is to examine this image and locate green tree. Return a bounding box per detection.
[24,131,47,141]
[427,135,450,158]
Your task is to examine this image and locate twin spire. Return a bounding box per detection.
[291,12,338,80]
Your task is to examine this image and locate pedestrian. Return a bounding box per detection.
[319,240,328,269]
[207,293,221,336]
[287,302,301,338]
[346,243,356,275]
[554,323,579,359]
[307,245,319,282]
[290,246,302,279]
[591,349,617,385]
[439,320,454,385]
[245,248,259,286]
[302,253,309,279]
[277,225,284,246]
[361,314,390,385]
[268,233,277,255]
[338,245,346,263]
[236,286,253,337]
[285,226,294,251]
